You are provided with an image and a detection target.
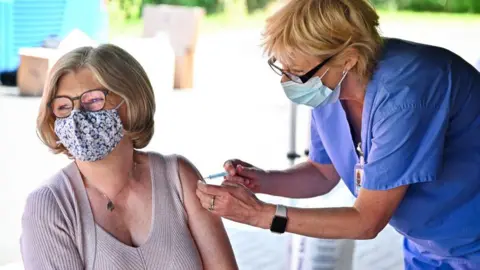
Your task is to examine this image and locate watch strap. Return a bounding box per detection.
[275,204,287,218]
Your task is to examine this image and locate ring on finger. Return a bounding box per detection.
[208,195,216,211]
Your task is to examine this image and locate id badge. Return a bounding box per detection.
[354,162,364,196]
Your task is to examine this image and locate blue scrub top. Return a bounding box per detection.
[309,38,480,269]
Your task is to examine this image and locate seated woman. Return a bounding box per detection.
[21,44,238,270]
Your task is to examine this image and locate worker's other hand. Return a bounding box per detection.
[223,159,267,193]
[196,181,273,229]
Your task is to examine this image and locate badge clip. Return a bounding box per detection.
[354,143,364,196]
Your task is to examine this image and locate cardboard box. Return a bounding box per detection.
[16,30,97,96]
[174,50,196,89]
[112,33,175,93]
[16,48,57,96]
[142,4,205,89]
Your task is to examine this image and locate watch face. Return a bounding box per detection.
[270,216,288,234]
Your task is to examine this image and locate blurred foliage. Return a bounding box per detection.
[144,0,223,14]
[118,0,143,19]
[111,0,480,20]
[111,0,274,18]
[372,0,480,13]
[246,0,272,13]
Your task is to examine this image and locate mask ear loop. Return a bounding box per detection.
[337,69,349,87]
[114,100,125,110]
[319,68,330,80]
[334,69,350,97]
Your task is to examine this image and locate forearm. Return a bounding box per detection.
[258,205,378,240]
[261,161,338,198]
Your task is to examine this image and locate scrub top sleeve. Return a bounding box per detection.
[363,104,448,190]
[309,111,332,164]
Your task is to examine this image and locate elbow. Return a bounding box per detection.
[352,207,389,240]
[357,227,380,240]
[356,220,385,240]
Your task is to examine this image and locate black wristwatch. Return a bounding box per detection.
[270,204,288,234]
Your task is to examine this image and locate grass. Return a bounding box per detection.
[108,7,480,39]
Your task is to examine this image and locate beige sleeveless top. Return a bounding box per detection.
[20,152,203,270]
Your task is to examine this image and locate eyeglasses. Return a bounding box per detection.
[49,89,109,118]
[268,55,333,84]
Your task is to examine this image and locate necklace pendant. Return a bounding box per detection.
[107,200,115,211]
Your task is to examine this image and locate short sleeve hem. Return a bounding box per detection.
[362,99,446,191]
[309,152,332,164]
[362,174,436,190]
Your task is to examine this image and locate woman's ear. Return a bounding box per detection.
[342,47,359,71]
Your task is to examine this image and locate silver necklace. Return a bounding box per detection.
[89,162,137,212]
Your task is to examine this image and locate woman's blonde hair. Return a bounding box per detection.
[37,44,156,156]
[262,0,383,79]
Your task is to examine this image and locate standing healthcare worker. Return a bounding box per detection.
[195,0,480,269]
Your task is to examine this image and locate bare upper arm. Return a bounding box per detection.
[308,159,408,237]
[308,159,341,184]
[177,156,238,270]
[354,185,409,237]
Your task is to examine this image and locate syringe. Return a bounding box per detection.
[203,171,228,180]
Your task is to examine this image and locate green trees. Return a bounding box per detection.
[372,0,480,13]
[113,0,275,18]
[112,0,480,20]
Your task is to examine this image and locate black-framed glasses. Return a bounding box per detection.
[268,55,333,84]
[49,89,109,118]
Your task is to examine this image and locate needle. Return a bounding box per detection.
[204,171,228,180]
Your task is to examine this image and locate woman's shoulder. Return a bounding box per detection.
[23,162,78,223]
[148,151,201,206]
[147,151,200,188]
[147,151,198,174]
[370,38,464,114]
[376,38,456,82]
[381,38,453,65]
[23,185,59,222]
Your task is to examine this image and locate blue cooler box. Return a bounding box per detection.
[0,0,108,73]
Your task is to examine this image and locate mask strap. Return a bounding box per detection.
[338,69,349,86]
[319,68,330,80]
[115,100,125,110]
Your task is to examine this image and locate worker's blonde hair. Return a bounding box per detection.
[262,0,383,79]
[37,44,156,156]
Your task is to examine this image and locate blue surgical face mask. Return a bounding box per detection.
[282,69,348,108]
